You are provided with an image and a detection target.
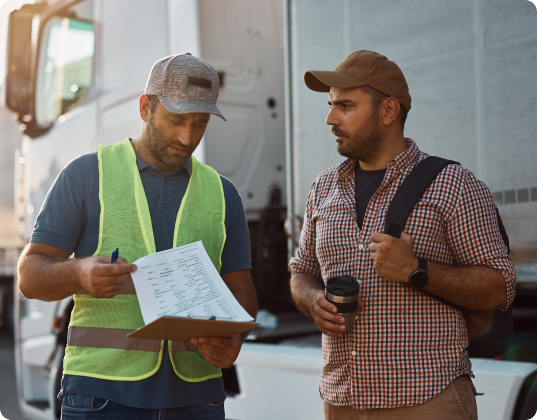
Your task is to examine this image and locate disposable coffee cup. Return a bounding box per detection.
[325,275,360,333]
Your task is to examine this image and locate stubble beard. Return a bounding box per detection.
[144,113,196,168]
[333,107,386,164]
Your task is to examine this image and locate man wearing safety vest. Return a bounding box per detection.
[17,53,257,419]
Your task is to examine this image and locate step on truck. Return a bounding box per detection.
[1,0,537,419]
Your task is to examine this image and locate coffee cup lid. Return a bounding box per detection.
[326,275,360,297]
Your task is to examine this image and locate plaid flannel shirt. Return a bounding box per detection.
[289,138,515,409]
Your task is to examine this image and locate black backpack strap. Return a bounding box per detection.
[384,157,458,238]
[384,156,512,253]
[495,208,512,255]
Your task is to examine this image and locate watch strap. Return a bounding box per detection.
[418,257,427,271]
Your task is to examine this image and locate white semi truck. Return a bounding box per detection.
[0,107,22,335]
[1,0,537,419]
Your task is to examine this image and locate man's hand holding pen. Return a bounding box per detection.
[78,252,137,299]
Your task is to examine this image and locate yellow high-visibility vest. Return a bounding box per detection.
[63,139,226,382]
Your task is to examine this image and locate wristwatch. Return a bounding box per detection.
[409,258,428,289]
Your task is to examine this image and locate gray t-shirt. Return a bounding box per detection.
[31,151,252,409]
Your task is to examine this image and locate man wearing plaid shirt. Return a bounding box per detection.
[289,50,515,420]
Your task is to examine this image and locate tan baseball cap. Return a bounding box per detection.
[304,50,411,112]
[145,53,226,121]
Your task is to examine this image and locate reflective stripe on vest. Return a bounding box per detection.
[63,139,225,382]
[67,326,161,352]
[67,326,198,353]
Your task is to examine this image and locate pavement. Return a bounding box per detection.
[0,330,27,420]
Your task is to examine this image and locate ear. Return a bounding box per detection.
[381,97,401,127]
[139,94,151,123]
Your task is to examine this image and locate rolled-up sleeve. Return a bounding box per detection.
[289,182,322,278]
[445,170,516,309]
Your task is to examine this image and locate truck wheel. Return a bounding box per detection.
[1,280,14,334]
[5,282,14,334]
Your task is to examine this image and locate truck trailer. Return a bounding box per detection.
[1,0,537,419]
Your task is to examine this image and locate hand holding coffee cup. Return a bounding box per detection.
[325,275,361,333]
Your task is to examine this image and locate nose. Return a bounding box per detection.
[177,124,194,146]
[326,107,338,127]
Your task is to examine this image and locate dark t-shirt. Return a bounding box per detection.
[30,151,252,409]
[355,163,386,228]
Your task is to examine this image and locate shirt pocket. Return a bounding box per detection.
[313,201,358,276]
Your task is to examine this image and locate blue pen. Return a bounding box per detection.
[111,248,119,264]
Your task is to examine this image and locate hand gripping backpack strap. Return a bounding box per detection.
[383,156,513,358]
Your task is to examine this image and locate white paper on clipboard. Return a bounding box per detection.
[130,241,253,325]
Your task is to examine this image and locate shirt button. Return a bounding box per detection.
[355,315,358,320]
[358,244,363,250]
[351,351,357,356]
[399,169,404,174]
[164,190,169,196]
[164,178,168,183]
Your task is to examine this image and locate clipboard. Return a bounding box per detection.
[126,316,260,342]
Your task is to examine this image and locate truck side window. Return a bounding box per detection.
[35,17,94,125]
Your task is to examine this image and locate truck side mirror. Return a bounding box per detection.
[5,5,34,118]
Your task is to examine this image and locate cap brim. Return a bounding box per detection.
[158,96,226,121]
[304,70,367,92]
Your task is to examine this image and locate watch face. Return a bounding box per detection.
[411,270,428,289]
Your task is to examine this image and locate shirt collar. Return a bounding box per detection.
[386,138,419,172]
[337,137,419,181]
[135,154,192,177]
[337,158,357,181]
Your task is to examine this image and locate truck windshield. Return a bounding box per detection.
[35,17,94,125]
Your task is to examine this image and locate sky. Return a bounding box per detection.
[0,0,35,86]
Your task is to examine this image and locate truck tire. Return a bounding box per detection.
[6,281,14,333]
[0,280,14,334]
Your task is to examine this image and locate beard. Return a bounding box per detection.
[143,113,197,168]
[333,107,386,164]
